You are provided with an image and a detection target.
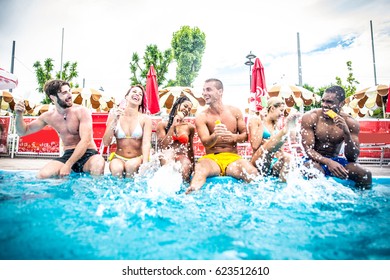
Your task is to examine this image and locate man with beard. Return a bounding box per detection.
[14,79,105,178]
[301,85,372,188]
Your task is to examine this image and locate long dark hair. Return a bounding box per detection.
[126,84,147,113]
[165,95,192,133]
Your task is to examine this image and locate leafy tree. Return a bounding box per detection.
[302,83,315,93]
[129,44,173,87]
[298,62,360,114]
[33,58,54,94]
[171,26,206,87]
[33,58,79,104]
[56,61,78,82]
[335,61,359,98]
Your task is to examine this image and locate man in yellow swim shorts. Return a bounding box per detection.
[185,79,259,194]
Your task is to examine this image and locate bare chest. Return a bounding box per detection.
[49,115,80,137]
[314,121,344,143]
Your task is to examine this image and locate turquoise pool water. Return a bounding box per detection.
[0,169,389,260]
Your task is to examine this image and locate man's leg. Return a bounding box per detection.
[346,163,372,189]
[37,160,65,178]
[226,159,259,182]
[85,154,105,176]
[186,158,220,194]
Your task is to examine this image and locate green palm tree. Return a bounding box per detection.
[33,58,79,104]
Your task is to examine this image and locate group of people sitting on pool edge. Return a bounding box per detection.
[14,78,372,193]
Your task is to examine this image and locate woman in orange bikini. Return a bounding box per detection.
[156,96,195,182]
[102,85,152,178]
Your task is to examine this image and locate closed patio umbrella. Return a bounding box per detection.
[249,57,267,112]
[146,65,160,115]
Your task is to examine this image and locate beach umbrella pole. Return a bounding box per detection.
[382,96,386,119]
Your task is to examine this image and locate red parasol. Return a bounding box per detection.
[249,58,267,112]
[0,68,18,90]
[146,65,160,115]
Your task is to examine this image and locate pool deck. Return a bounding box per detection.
[0,157,111,175]
[0,157,389,177]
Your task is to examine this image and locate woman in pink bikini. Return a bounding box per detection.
[102,85,152,178]
[156,96,195,182]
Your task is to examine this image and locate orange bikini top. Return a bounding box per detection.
[172,134,189,144]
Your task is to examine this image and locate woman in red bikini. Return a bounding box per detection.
[102,85,152,178]
[156,96,195,182]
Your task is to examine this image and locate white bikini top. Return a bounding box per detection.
[115,116,143,140]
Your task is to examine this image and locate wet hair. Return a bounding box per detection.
[126,84,147,113]
[165,95,192,133]
[44,79,70,99]
[325,86,345,102]
[267,97,285,112]
[205,78,223,91]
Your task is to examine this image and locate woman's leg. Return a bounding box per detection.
[124,157,143,178]
[109,158,125,178]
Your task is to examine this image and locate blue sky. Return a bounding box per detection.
[1,0,389,110]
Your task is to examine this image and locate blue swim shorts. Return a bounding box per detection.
[320,157,349,176]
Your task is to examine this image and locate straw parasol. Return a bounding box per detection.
[159,86,205,114]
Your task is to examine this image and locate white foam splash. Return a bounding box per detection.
[147,161,183,195]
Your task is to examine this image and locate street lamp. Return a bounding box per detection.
[245,51,256,88]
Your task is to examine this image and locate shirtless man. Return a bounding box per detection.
[185,78,259,194]
[301,85,372,188]
[14,79,105,178]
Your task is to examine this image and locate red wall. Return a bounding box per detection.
[2,115,389,159]
[358,120,390,158]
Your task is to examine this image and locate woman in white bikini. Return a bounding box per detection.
[102,85,152,178]
[156,96,195,182]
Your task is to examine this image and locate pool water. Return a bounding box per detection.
[0,168,389,260]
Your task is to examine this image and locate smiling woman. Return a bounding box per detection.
[156,95,196,182]
[102,84,153,178]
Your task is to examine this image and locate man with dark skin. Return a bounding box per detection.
[301,85,372,188]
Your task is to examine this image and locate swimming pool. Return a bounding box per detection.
[0,168,389,260]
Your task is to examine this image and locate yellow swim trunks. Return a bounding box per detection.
[199,152,242,176]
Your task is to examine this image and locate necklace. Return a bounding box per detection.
[63,113,67,120]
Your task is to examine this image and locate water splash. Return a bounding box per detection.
[1,169,389,260]
[147,161,183,195]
